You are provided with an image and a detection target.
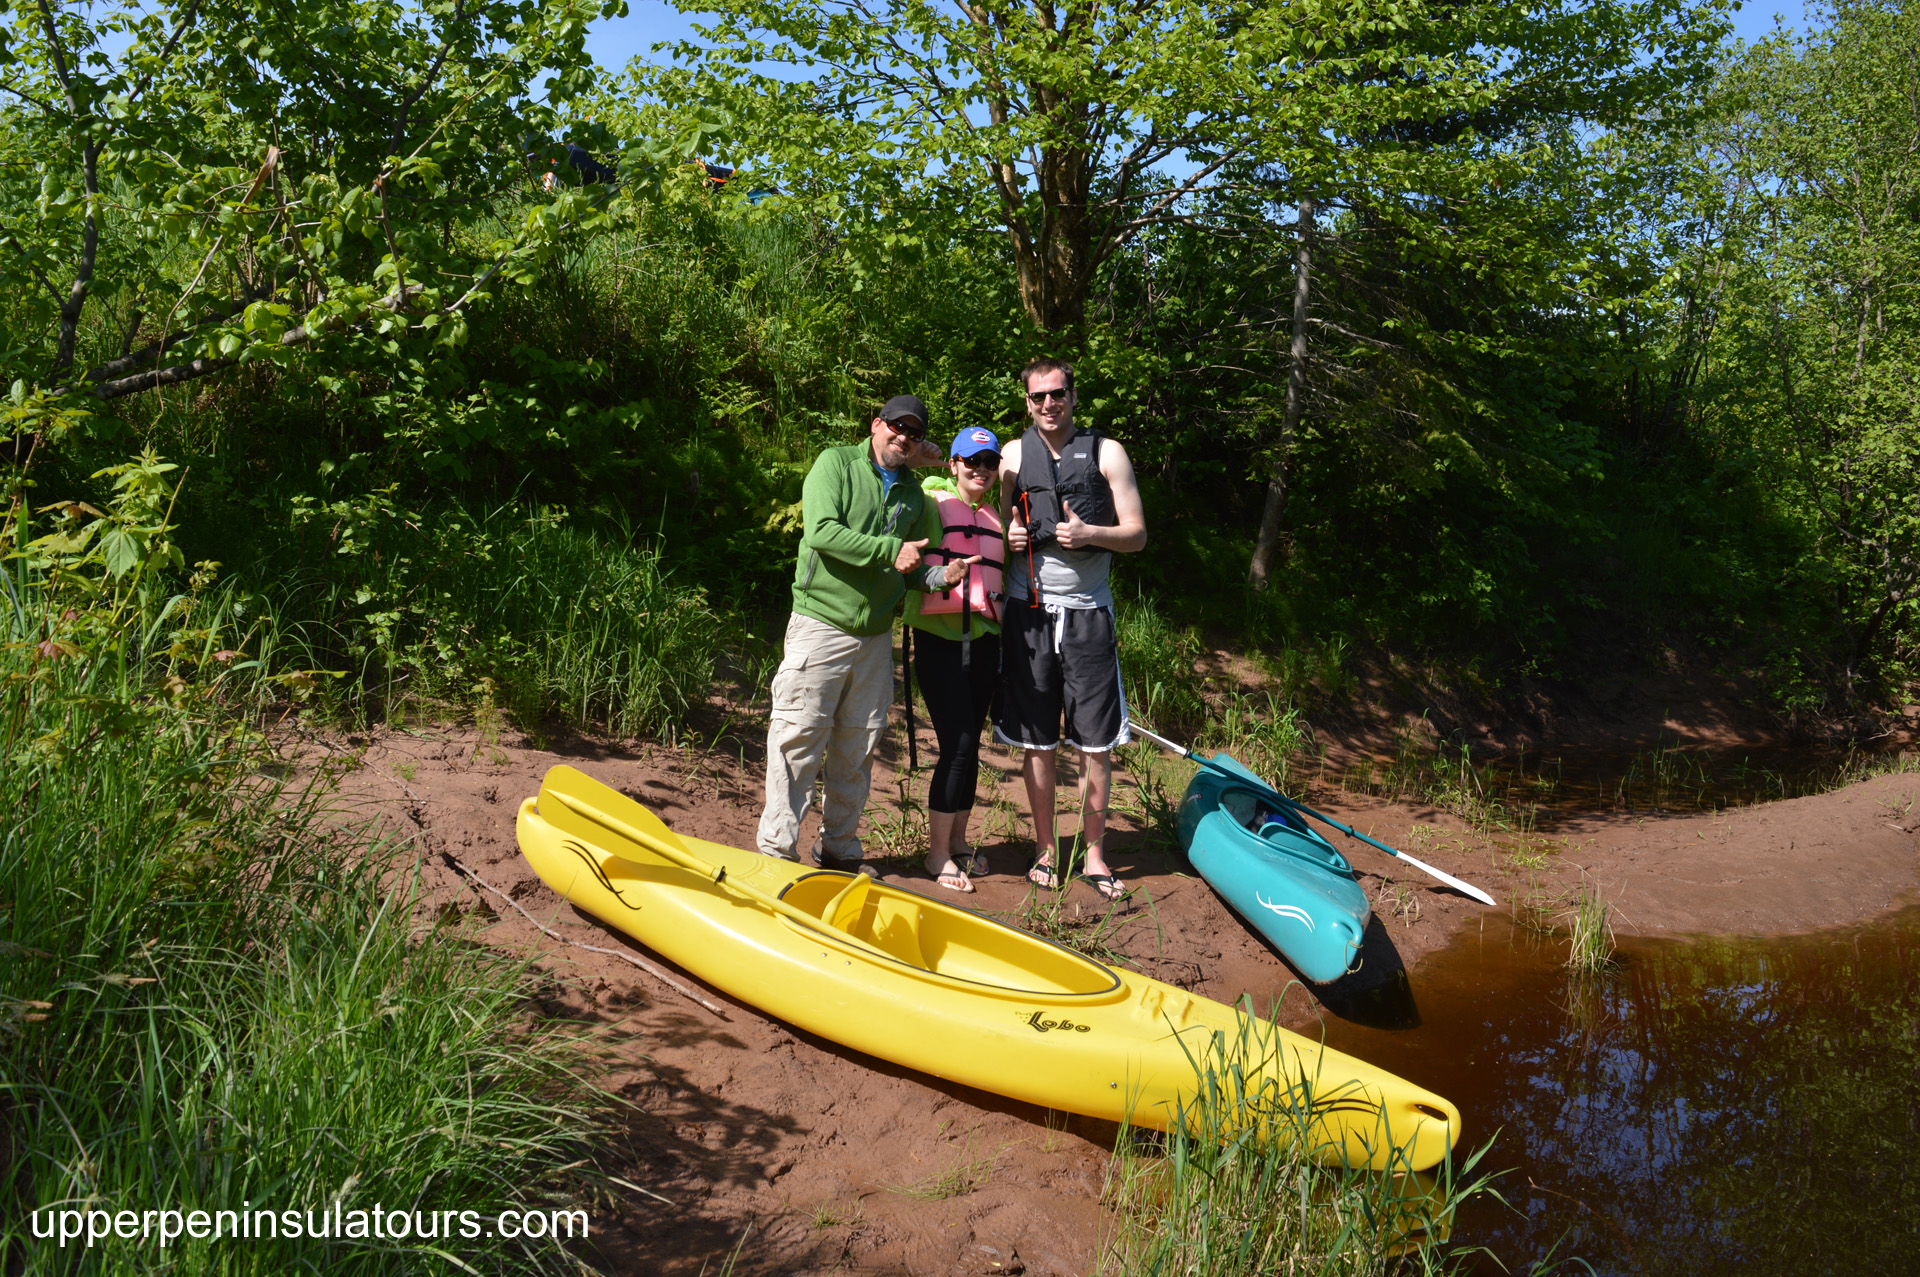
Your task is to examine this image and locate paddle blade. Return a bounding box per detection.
[538,765,693,866]
[1392,847,1497,907]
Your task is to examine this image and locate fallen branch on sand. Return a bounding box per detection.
[445,853,729,1019]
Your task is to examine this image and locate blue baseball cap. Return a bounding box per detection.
[949,426,1001,459]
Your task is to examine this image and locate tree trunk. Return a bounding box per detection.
[1010,109,1093,332]
[53,147,101,374]
[1248,196,1314,589]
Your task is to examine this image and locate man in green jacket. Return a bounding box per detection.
[757,395,977,872]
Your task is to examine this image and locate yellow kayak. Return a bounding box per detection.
[516,765,1460,1171]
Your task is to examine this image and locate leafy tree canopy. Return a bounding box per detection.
[635,0,1731,333]
[0,0,628,433]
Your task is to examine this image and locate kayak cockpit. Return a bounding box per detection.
[1220,790,1353,875]
[778,872,1122,999]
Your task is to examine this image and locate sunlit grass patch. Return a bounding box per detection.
[246,499,727,742]
[1002,874,1145,970]
[887,1142,999,1200]
[862,774,931,869]
[1561,882,1618,975]
[1102,1013,1492,1277]
[1375,878,1424,925]
[1116,590,1208,733]
[1202,688,1310,794]
[1114,739,1187,850]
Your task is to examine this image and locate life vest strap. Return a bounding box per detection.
[925,547,1004,571]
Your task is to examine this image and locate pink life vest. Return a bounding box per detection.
[921,495,1004,622]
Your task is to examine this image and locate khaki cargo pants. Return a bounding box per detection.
[756,613,893,863]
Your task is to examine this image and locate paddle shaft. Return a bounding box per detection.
[1129,725,1498,907]
[547,789,893,952]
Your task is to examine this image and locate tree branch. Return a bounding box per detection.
[0,219,62,303]
[386,0,464,157]
[129,0,199,104]
[0,79,58,113]
[84,282,428,400]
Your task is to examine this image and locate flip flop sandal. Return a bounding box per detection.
[1027,860,1059,890]
[960,847,990,877]
[1078,872,1124,902]
[924,853,974,893]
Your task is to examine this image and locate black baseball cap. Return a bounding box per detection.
[878,395,929,431]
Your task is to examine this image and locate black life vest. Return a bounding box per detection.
[1012,426,1116,550]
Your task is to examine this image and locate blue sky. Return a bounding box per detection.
[582,0,1817,77]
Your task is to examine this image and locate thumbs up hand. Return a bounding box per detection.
[1055,500,1093,550]
[895,538,930,572]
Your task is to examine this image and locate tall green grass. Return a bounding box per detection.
[1,484,609,1273]
[1116,589,1208,734]
[243,496,727,739]
[1102,1014,1489,1276]
[1202,688,1310,793]
[1562,882,1617,975]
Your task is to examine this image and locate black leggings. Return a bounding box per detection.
[912,630,1002,813]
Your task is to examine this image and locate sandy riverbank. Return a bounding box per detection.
[297,720,1919,1275]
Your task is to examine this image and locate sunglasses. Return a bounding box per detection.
[884,417,928,442]
[1025,387,1070,404]
[954,453,1001,470]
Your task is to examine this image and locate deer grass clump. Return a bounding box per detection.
[1563,884,1618,974]
[1102,1013,1490,1276]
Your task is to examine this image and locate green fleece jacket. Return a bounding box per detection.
[790,442,943,636]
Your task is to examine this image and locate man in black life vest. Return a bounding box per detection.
[994,358,1149,901]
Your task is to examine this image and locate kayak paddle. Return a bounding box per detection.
[540,767,896,953]
[1130,724,1498,907]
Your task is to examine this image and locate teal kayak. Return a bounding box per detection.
[1175,753,1371,984]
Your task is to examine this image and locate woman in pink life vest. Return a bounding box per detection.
[904,427,1006,892]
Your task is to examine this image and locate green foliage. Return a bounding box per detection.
[0,0,1902,744]
[0,0,632,401]
[642,0,1727,340]
[1686,0,1920,706]
[1103,1010,1493,1276]
[0,479,606,1273]
[1115,589,1205,733]
[248,494,725,738]
[1201,690,1310,795]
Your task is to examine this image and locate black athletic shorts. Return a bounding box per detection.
[993,598,1131,752]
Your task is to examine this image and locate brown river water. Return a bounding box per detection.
[1314,907,1920,1274]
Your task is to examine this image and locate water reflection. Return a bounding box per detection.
[1316,909,1920,1275]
